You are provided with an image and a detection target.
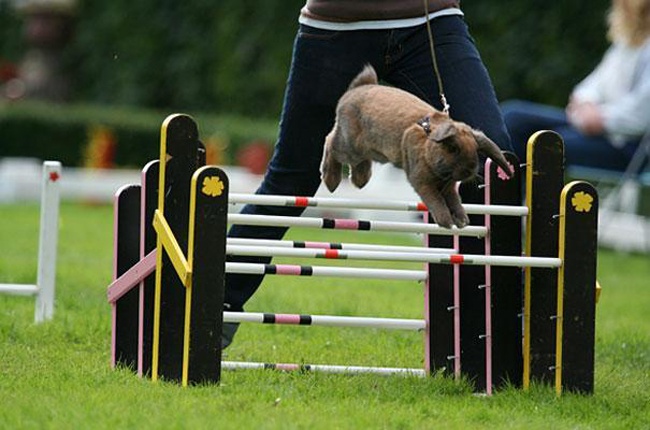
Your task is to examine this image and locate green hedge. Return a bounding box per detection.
[0,101,277,168]
[1,1,611,116]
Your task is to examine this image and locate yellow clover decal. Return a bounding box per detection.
[571,191,593,213]
[202,176,224,197]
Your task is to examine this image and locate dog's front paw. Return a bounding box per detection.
[323,172,341,192]
[451,209,470,229]
[321,160,343,192]
[350,160,372,189]
[432,210,454,229]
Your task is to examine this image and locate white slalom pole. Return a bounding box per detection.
[224,311,426,330]
[222,361,427,377]
[226,245,562,268]
[228,214,488,237]
[228,193,528,216]
[34,161,61,323]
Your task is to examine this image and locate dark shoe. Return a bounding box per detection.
[222,322,239,349]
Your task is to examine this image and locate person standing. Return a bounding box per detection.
[222,0,513,347]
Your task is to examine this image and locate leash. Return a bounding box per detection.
[423,0,450,115]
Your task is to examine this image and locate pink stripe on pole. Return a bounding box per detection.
[138,278,145,377]
[453,235,461,378]
[275,363,300,371]
[484,158,493,395]
[304,241,331,249]
[275,314,302,324]
[111,303,116,369]
[275,265,303,275]
[423,211,432,374]
[111,191,119,368]
[334,219,359,230]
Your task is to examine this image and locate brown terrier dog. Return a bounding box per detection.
[320,65,512,228]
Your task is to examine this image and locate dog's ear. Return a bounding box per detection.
[430,121,457,143]
[473,130,513,178]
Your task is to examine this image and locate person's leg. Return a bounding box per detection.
[500,100,635,170]
[384,15,512,153]
[556,126,637,171]
[223,26,387,346]
[501,100,570,161]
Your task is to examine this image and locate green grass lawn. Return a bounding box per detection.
[1,202,649,429]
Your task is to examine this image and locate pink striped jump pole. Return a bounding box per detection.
[227,237,456,254]
[228,193,528,217]
[228,214,488,237]
[224,311,426,331]
[226,262,428,281]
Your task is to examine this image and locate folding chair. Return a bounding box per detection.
[601,131,650,214]
[567,131,650,253]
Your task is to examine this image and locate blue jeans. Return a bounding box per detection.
[501,99,640,171]
[225,15,512,311]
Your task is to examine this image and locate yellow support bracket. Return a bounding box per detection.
[153,209,192,287]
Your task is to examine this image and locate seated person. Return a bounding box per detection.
[502,0,650,172]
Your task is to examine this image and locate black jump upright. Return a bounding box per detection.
[111,114,229,386]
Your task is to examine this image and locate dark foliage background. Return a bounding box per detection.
[1,0,611,118]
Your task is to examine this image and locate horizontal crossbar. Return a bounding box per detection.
[226,262,428,281]
[0,283,38,296]
[222,361,427,376]
[227,245,562,268]
[229,214,487,237]
[229,193,529,216]
[224,311,426,330]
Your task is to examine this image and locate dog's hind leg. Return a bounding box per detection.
[350,160,372,189]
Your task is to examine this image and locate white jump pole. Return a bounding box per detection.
[226,262,428,281]
[224,311,426,331]
[222,361,427,377]
[0,161,61,323]
[226,245,562,268]
[229,193,529,217]
[229,214,488,237]
[227,237,456,254]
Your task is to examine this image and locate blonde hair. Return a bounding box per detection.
[608,0,650,45]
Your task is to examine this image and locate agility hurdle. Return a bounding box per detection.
[1,161,61,323]
[107,114,598,395]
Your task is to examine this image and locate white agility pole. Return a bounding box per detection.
[226,245,563,268]
[229,214,488,237]
[227,237,456,254]
[226,262,428,281]
[222,361,427,377]
[229,193,529,216]
[34,161,61,322]
[224,311,426,331]
[0,161,61,323]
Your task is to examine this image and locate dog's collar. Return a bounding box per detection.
[417,116,431,136]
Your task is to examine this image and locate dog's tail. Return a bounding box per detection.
[348,64,378,90]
